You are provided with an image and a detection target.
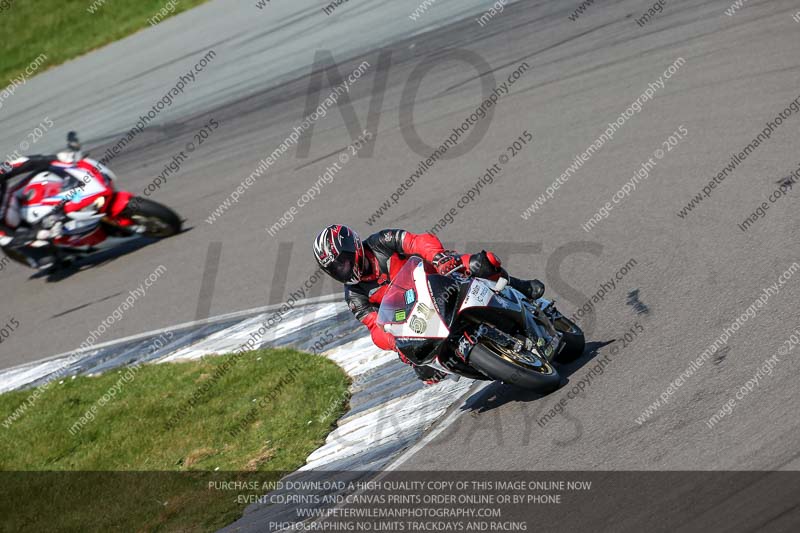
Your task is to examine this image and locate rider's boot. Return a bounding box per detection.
[509,277,545,301]
[23,245,59,270]
[413,364,447,385]
[5,228,58,270]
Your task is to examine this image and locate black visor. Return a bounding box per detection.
[327,251,357,284]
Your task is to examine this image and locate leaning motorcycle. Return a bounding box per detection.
[377,256,585,392]
[1,133,182,270]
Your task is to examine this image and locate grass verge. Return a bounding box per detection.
[0,0,211,88]
[0,348,350,531]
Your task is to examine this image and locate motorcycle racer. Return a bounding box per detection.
[0,149,113,269]
[313,224,545,384]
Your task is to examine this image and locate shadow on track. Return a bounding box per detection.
[459,339,614,416]
[30,226,192,283]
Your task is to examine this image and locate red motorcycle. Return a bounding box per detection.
[1,132,182,270]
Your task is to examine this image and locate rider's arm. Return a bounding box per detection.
[345,287,397,352]
[367,229,447,263]
[0,156,54,180]
[0,156,55,229]
[400,231,446,263]
[361,312,397,352]
[369,229,504,278]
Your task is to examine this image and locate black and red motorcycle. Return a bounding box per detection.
[377,256,585,392]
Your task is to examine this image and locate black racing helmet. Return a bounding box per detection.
[313,225,366,284]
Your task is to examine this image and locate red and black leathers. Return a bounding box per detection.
[0,156,55,229]
[339,228,544,384]
[0,155,55,179]
[344,229,452,353]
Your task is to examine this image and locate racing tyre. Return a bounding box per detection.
[121,197,182,238]
[553,317,585,362]
[469,341,561,393]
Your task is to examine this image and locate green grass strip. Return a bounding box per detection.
[0,0,211,88]
[0,347,350,531]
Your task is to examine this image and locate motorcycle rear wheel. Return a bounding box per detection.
[469,340,561,392]
[120,197,182,238]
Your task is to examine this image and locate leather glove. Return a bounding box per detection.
[432,251,462,275]
[37,212,64,240]
[466,250,502,278]
[36,225,63,241]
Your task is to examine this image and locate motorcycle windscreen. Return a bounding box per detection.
[376,256,420,326]
[377,256,449,339]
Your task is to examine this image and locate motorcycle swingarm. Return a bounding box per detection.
[464,320,557,364]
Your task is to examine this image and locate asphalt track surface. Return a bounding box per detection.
[2,0,800,498]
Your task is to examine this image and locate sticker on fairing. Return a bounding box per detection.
[409,316,427,334]
[461,281,492,309]
[394,310,407,322]
[405,289,416,305]
[415,302,433,319]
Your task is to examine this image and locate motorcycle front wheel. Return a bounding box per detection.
[469,340,561,393]
[120,197,182,238]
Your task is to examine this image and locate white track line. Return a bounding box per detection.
[0,294,341,377]
[384,381,491,471]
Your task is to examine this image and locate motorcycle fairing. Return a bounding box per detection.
[379,258,564,368]
[458,284,562,361]
[459,278,494,310]
[383,259,450,340]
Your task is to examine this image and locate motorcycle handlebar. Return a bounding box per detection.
[443,263,509,292]
[443,263,465,277]
[494,268,509,291]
